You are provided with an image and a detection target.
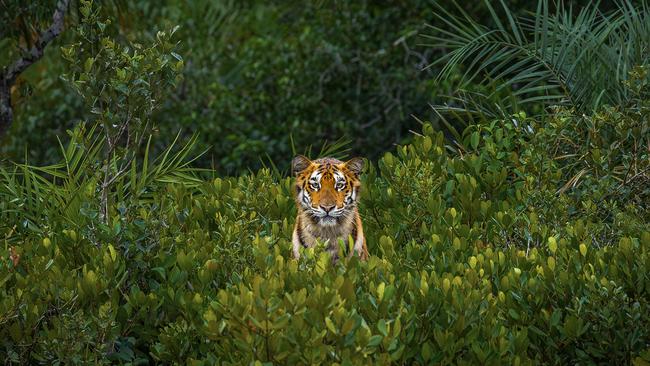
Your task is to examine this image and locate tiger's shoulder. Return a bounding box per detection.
[290,155,367,261]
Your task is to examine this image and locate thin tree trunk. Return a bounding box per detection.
[0,81,12,136]
[101,128,112,224]
[0,0,71,136]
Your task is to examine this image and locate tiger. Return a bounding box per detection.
[291,155,368,262]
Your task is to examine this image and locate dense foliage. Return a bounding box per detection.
[1,0,649,364]
[1,96,648,362]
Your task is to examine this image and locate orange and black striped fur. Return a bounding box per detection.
[291,155,368,261]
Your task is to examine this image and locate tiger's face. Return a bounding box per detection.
[292,155,364,227]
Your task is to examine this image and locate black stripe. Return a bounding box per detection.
[296,218,307,248]
[307,214,319,226]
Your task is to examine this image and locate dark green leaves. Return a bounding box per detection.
[425,0,650,117]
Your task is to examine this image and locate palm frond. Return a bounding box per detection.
[424,0,650,118]
[0,124,206,235]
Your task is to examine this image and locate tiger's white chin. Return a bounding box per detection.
[319,217,338,227]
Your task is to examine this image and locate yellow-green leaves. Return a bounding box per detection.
[379,235,395,257]
[547,257,556,271]
[442,278,451,293]
[469,256,477,269]
[325,317,337,335]
[548,237,558,253]
[376,282,386,300]
[579,243,588,257]
[107,244,117,262]
[423,136,433,153]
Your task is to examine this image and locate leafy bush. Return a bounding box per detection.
[1,100,649,363]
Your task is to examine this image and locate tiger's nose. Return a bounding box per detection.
[321,204,335,213]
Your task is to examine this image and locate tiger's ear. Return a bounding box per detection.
[344,157,365,177]
[292,155,312,176]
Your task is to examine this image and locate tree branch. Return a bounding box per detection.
[0,0,71,136]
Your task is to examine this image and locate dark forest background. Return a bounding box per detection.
[1,0,633,173]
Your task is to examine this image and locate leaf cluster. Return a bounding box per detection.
[1,98,649,363]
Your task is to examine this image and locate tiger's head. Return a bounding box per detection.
[292,155,364,227]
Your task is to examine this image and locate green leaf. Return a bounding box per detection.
[325,317,337,335]
[377,319,388,337]
[422,342,433,361]
[367,335,383,348]
[471,131,480,150]
[508,309,520,320]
